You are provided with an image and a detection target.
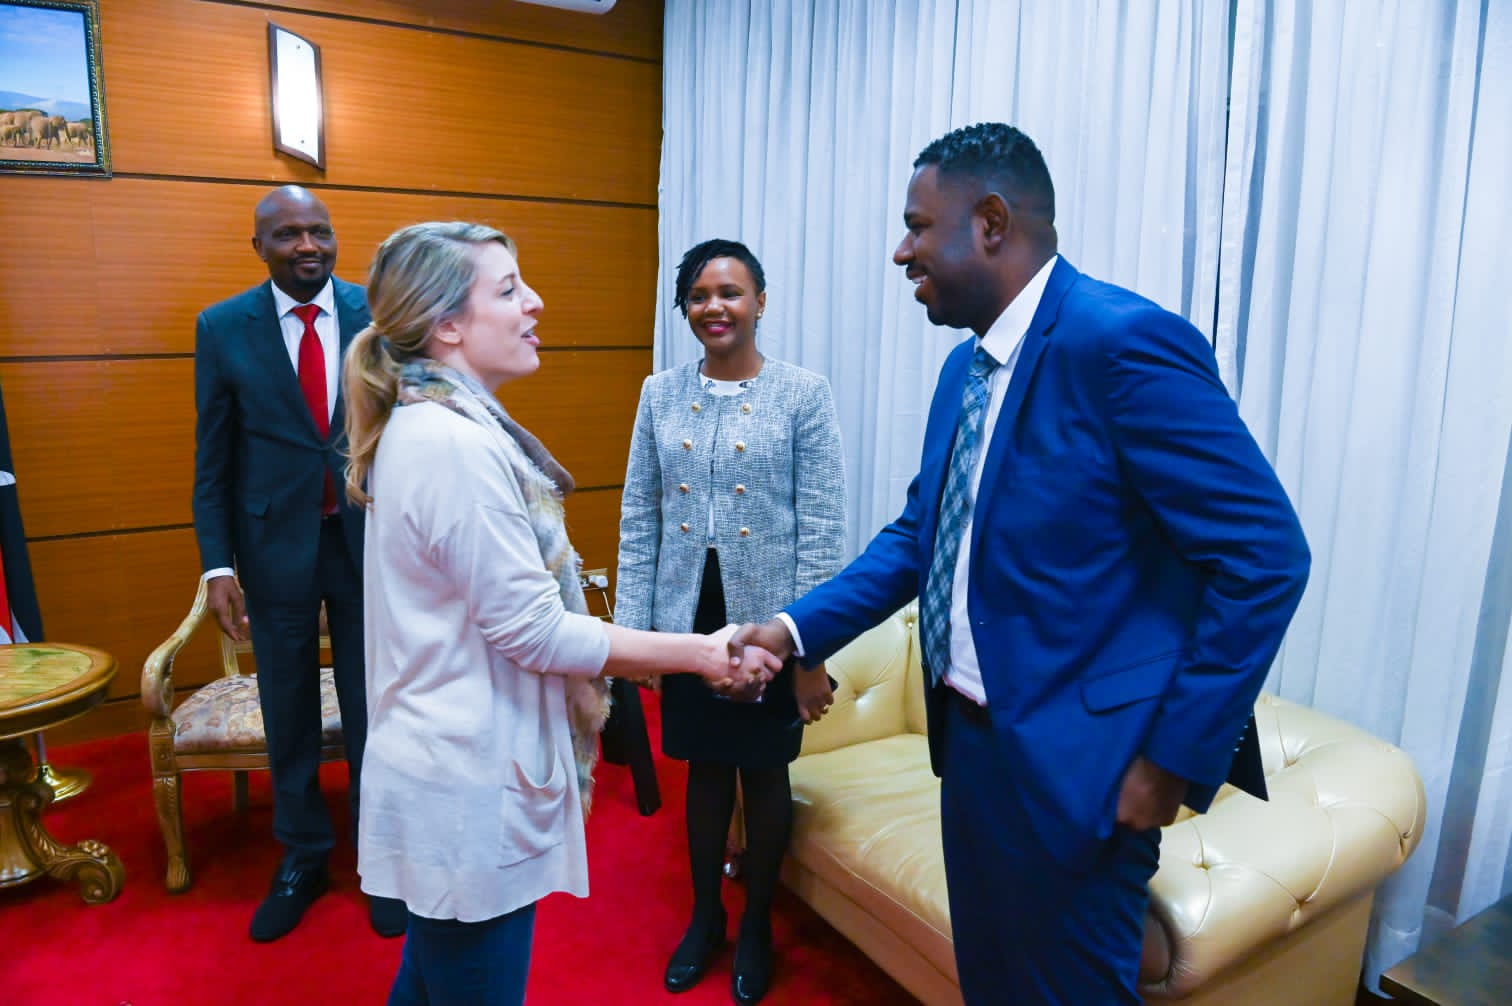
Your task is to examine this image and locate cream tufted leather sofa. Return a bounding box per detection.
[781,603,1425,1005]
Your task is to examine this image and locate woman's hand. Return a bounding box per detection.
[794,663,835,723]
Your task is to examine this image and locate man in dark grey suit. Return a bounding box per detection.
[193,185,403,941]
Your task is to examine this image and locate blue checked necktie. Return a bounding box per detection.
[920,346,1001,684]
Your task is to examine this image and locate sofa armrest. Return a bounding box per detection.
[1143,694,1426,997]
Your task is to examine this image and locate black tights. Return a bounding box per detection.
[684,760,792,942]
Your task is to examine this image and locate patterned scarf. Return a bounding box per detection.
[396,358,610,813]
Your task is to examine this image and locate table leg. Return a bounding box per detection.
[0,738,123,904]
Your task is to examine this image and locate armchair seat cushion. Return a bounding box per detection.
[172,668,342,754]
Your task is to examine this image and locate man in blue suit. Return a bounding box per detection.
[193,185,403,942]
[730,124,1310,1003]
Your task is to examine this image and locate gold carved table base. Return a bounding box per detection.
[0,738,123,903]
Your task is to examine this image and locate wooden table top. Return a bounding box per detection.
[0,643,117,741]
[1380,894,1512,1006]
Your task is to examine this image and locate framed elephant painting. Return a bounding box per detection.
[0,0,110,176]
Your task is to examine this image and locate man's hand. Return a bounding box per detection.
[206,575,250,643]
[702,624,780,696]
[793,663,835,723]
[1115,755,1189,831]
[718,620,797,701]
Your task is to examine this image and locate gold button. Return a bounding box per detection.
[691,403,701,412]
[682,439,693,450]
[739,527,751,537]
[680,522,690,532]
[734,441,746,452]
[741,403,752,414]
[734,484,745,495]
[678,483,690,493]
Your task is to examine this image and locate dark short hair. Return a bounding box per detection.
[673,238,766,317]
[914,122,1055,223]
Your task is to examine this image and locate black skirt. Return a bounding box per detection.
[659,549,803,768]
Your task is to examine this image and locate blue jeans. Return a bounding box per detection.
[386,903,536,1006]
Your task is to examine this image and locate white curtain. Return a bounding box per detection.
[659,0,1512,981]
[657,0,1229,553]
[1221,0,1512,980]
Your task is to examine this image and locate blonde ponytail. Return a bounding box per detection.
[342,323,400,507]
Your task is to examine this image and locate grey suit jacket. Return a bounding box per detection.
[616,358,846,632]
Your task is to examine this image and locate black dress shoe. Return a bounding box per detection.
[664,907,727,993]
[368,894,407,938]
[731,923,773,1004]
[249,858,328,942]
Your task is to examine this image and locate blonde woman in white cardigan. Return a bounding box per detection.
[342,222,780,1006]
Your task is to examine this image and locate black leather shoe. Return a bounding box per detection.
[731,924,773,1004]
[664,908,726,993]
[249,858,328,942]
[368,894,407,938]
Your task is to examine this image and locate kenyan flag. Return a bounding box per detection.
[0,378,42,644]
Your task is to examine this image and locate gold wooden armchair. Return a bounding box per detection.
[141,578,342,892]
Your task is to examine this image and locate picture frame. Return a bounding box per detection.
[0,0,110,176]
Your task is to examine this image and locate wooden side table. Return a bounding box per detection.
[0,643,125,904]
[1380,893,1512,1005]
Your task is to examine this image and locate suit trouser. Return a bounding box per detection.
[940,691,1160,1005]
[245,516,367,866]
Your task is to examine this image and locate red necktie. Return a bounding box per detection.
[292,304,338,514]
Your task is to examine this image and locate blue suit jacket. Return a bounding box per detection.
[192,278,370,603]
[787,258,1309,866]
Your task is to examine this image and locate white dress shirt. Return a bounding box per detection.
[777,255,1059,705]
[203,278,342,583]
[943,255,1058,704]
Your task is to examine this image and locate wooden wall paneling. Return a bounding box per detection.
[48,695,151,746]
[0,178,105,357]
[0,360,196,537]
[100,0,662,202]
[564,486,627,593]
[499,348,648,488]
[89,183,271,356]
[287,0,663,62]
[29,529,221,701]
[0,180,656,358]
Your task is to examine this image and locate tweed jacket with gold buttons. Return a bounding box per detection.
[615,358,846,633]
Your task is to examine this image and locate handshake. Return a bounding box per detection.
[696,619,836,725]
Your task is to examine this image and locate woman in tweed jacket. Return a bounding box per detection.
[617,239,846,1004]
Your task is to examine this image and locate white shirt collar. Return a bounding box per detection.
[977,254,1059,365]
[270,277,336,320]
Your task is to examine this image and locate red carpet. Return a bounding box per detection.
[1,701,915,1005]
